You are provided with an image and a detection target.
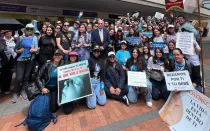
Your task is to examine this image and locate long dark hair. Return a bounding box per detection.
[129,47,145,71]
[143,45,151,57]
[153,47,169,70]
[78,24,87,42]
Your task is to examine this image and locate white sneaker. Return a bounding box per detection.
[146,101,152,108]
[123,95,130,106]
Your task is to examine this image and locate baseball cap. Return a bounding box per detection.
[54,49,63,55]
[26,23,34,29]
[108,51,115,56]
[120,40,127,45]
[168,25,175,28]
[69,51,78,56]
[34,30,40,34]
[92,45,100,51]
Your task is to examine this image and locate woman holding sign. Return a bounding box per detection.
[36,49,75,115]
[148,47,170,101]
[169,48,202,92]
[125,47,153,107]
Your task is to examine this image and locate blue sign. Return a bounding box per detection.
[125,37,141,46]
[63,10,97,17]
[152,42,166,50]
[0,4,26,12]
[142,32,153,38]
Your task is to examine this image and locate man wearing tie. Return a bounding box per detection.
[91,19,110,58]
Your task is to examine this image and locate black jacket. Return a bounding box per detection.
[104,61,126,89]
[88,55,105,81]
[36,60,64,90]
[169,59,201,86]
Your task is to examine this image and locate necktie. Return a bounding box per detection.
[99,29,103,43]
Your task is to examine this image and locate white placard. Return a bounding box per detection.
[128,71,147,87]
[155,12,164,19]
[151,64,162,70]
[164,70,194,91]
[159,91,210,131]
[176,32,194,55]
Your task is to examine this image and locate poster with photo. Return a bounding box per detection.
[57,60,92,105]
[159,90,210,131]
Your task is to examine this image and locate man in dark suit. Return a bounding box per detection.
[91,19,110,58]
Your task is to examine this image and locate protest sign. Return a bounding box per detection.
[165,0,184,12]
[142,32,153,39]
[151,64,162,70]
[159,90,210,131]
[128,71,147,87]
[154,12,164,19]
[152,42,168,53]
[125,37,140,46]
[57,60,92,105]
[164,71,194,91]
[176,32,194,55]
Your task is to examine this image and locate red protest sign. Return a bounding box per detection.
[165,0,184,12]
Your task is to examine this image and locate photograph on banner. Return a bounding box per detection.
[127,71,147,87]
[154,12,164,20]
[142,32,153,39]
[176,32,194,55]
[164,71,194,91]
[125,37,141,46]
[159,90,210,131]
[57,60,93,105]
[152,42,169,53]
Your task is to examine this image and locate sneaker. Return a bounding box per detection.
[20,90,27,100]
[123,95,129,106]
[2,91,10,95]
[12,93,18,103]
[146,101,152,108]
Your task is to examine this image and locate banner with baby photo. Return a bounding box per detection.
[152,42,169,53]
[159,91,210,131]
[57,60,93,105]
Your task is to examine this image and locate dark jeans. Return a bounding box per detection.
[0,57,15,92]
[47,86,75,115]
[151,79,170,101]
[13,60,35,94]
[38,54,53,69]
[104,86,128,101]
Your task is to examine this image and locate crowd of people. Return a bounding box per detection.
[0,11,205,115]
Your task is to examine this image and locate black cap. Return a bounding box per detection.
[92,45,100,51]
[54,49,63,55]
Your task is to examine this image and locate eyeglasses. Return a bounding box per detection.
[98,23,103,25]
[26,28,33,31]
[56,28,60,29]
[64,25,69,27]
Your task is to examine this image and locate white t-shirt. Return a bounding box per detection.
[185,40,200,66]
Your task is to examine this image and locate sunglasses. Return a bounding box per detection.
[93,50,100,53]
[26,28,33,31]
[64,25,69,27]
[109,56,115,58]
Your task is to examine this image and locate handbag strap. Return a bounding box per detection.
[62,32,72,47]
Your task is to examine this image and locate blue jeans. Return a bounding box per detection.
[127,79,152,103]
[86,78,106,109]
[195,85,202,93]
[63,54,69,64]
[151,79,170,101]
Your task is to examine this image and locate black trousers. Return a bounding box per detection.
[47,86,75,115]
[0,57,15,92]
[38,54,53,70]
[13,60,35,94]
[104,86,128,101]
